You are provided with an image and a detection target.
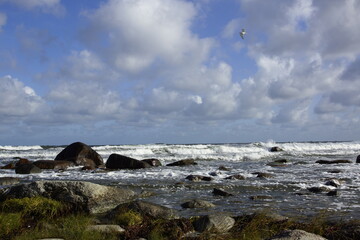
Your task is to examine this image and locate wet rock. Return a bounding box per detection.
[316,159,352,164]
[327,169,342,173]
[212,188,233,197]
[1,181,136,214]
[193,215,235,233]
[15,163,42,174]
[54,142,103,167]
[167,159,198,166]
[218,165,231,171]
[186,175,213,182]
[256,172,275,179]
[15,158,31,166]
[224,174,246,180]
[141,158,162,167]
[270,147,283,152]
[33,160,74,170]
[86,224,125,234]
[181,199,215,208]
[0,162,16,169]
[324,179,341,187]
[0,177,20,186]
[250,195,273,200]
[308,186,330,193]
[106,154,151,170]
[357,155,360,163]
[327,190,339,196]
[110,200,179,220]
[268,229,327,240]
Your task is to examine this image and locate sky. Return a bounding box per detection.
[1,0,360,145]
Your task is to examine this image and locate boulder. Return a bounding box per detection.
[357,155,360,163]
[212,188,233,197]
[181,199,215,209]
[268,229,326,240]
[106,154,151,169]
[15,163,42,174]
[0,162,16,169]
[316,160,352,164]
[166,159,198,166]
[33,160,74,170]
[193,215,235,233]
[1,181,136,214]
[141,158,162,167]
[54,142,103,167]
[15,158,31,166]
[110,200,179,220]
[185,175,213,182]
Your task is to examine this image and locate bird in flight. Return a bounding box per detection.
[239,29,246,39]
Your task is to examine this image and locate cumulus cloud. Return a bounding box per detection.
[1,0,65,16]
[0,12,6,32]
[82,0,213,73]
[0,75,44,119]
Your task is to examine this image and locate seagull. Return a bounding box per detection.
[239,29,246,39]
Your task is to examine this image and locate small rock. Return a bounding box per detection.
[166,159,198,166]
[0,177,20,186]
[324,179,341,187]
[181,199,215,208]
[86,224,125,233]
[141,158,162,167]
[327,190,339,196]
[250,195,273,200]
[268,229,327,240]
[256,172,275,179]
[270,147,283,152]
[356,155,360,163]
[212,188,233,197]
[193,215,235,233]
[218,165,231,171]
[224,174,246,180]
[308,186,330,193]
[316,160,352,164]
[15,163,42,174]
[186,175,213,182]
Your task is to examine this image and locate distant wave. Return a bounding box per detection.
[0,145,43,151]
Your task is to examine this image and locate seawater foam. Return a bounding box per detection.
[0,145,43,151]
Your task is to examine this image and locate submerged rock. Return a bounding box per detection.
[316,160,352,164]
[181,199,215,209]
[15,163,41,174]
[167,159,198,166]
[270,147,283,152]
[33,160,74,170]
[141,158,162,167]
[225,174,246,180]
[1,181,136,214]
[54,142,103,167]
[185,175,213,182]
[213,188,233,197]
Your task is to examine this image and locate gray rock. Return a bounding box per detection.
[193,215,235,233]
[86,224,125,233]
[181,199,215,208]
[0,177,20,186]
[1,181,136,214]
[186,175,213,182]
[268,229,327,240]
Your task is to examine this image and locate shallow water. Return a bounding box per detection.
[1,141,360,219]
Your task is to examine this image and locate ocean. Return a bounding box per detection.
[1,141,360,219]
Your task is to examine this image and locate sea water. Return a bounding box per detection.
[1,141,360,219]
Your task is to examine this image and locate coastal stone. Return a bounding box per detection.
[86,224,125,233]
[327,190,339,196]
[250,195,273,200]
[316,159,352,164]
[1,181,136,214]
[356,155,360,163]
[110,200,179,220]
[308,186,330,193]
[54,142,103,167]
[185,175,213,182]
[181,199,215,208]
[0,162,16,169]
[141,158,162,167]
[212,188,233,197]
[15,158,31,166]
[106,154,151,169]
[166,159,198,166]
[0,177,20,186]
[218,165,231,171]
[324,179,341,187]
[256,172,275,179]
[225,174,246,180]
[33,160,74,170]
[270,147,283,152]
[268,229,327,240]
[15,163,42,174]
[193,215,235,233]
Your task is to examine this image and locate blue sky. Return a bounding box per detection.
[1,0,360,145]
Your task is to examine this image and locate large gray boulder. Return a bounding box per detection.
[54,142,103,167]
[0,181,136,214]
[268,229,327,240]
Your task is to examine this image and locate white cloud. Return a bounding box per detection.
[0,75,44,118]
[83,0,213,73]
[0,12,6,32]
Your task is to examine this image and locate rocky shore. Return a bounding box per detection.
[1,142,360,239]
